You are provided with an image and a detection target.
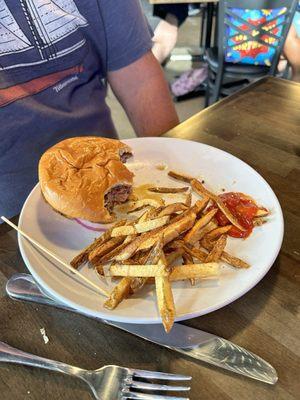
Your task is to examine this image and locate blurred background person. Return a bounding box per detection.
[141,1,190,64]
[284,4,300,81]
[140,1,207,98]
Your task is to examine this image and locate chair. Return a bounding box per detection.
[205,0,298,106]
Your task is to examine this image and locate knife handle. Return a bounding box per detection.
[6,273,76,311]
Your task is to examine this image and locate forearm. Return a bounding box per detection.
[121,71,179,137]
[284,25,300,70]
[108,51,179,137]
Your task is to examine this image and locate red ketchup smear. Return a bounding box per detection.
[208,192,260,238]
[74,218,107,232]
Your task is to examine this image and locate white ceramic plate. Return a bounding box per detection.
[18,137,283,324]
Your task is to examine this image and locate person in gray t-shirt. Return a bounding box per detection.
[0,0,178,219]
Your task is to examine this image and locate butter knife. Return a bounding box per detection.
[6,273,277,385]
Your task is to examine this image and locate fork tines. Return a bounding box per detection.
[122,368,191,399]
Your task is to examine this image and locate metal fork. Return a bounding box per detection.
[0,341,191,399]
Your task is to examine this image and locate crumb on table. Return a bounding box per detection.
[40,327,49,344]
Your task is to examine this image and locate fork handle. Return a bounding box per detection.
[0,341,85,377]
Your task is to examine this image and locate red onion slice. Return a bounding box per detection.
[74,218,107,232]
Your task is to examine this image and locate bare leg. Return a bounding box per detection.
[284,25,300,82]
[152,14,179,64]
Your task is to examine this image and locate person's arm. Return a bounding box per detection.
[108,51,179,137]
[284,25,300,81]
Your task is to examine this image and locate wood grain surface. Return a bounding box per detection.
[0,77,299,400]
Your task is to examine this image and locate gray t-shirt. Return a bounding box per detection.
[0,0,152,219]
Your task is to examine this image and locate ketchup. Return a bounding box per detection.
[208,192,259,238]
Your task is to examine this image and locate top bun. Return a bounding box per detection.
[39,137,133,223]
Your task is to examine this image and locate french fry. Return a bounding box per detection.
[201,239,250,268]
[175,241,208,262]
[182,252,193,265]
[70,219,126,269]
[88,237,124,265]
[191,179,246,231]
[96,240,134,264]
[160,212,196,243]
[184,209,217,244]
[109,264,168,277]
[169,209,189,224]
[221,252,250,269]
[190,178,212,198]
[168,170,193,183]
[170,263,219,281]
[95,264,104,276]
[114,225,166,262]
[129,238,164,292]
[104,277,132,310]
[123,234,137,244]
[111,216,170,237]
[191,197,210,215]
[256,209,269,218]
[182,251,195,285]
[155,275,175,333]
[111,226,136,237]
[205,225,232,241]
[148,186,189,193]
[155,255,175,333]
[106,249,152,302]
[185,191,192,207]
[70,236,109,269]
[129,279,146,292]
[116,198,164,213]
[168,198,209,228]
[201,236,213,250]
[115,211,195,262]
[205,235,227,262]
[193,221,218,243]
[107,262,219,282]
[147,236,164,261]
[166,248,184,266]
[157,203,188,217]
[138,207,156,223]
[138,211,197,252]
[165,240,182,251]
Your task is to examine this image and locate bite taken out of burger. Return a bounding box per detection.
[38,136,133,223]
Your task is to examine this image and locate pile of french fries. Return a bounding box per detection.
[71,171,268,332]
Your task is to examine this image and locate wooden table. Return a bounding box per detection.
[0,77,299,400]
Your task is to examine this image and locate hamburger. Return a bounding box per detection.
[39,137,133,223]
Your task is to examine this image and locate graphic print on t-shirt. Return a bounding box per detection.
[0,0,89,106]
[0,0,33,56]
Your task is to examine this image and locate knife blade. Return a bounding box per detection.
[6,273,277,384]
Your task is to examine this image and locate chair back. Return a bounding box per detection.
[218,0,298,74]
